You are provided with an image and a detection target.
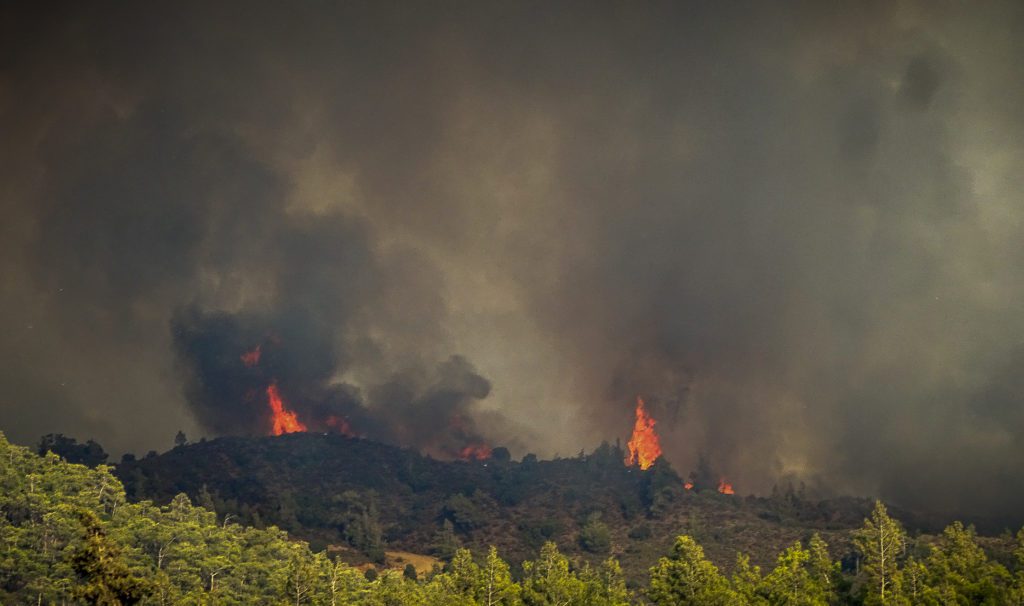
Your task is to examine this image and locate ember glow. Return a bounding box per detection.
[266,382,307,435]
[325,415,355,437]
[624,396,663,470]
[458,444,492,461]
[718,478,735,495]
[684,481,694,490]
[240,345,262,367]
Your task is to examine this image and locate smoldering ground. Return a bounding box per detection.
[3,1,1024,523]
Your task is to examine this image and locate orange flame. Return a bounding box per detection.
[458,444,492,461]
[717,478,735,495]
[267,382,306,435]
[241,345,262,367]
[625,396,662,470]
[684,481,694,490]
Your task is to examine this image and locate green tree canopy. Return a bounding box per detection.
[648,535,736,606]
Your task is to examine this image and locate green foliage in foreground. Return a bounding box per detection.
[1,431,630,605]
[644,502,1024,606]
[3,431,1024,605]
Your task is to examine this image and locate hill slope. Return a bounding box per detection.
[116,433,880,583]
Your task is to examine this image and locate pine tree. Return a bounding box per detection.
[580,557,631,606]
[648,535,736,606]
[924,521,1012,604]
[521,542,586,606]
[761,540,829,605]
[70,510,152,605]
[284,548,323,606]
[478,546,521,606]
[432,518,461,560]
[732,553,769,605]
[327,559,368,606]
[807,533,838,599]
[853,501,907,605]
[579,513,612,554]
[901,556,928,604]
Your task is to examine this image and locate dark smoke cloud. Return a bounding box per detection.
[3,1,1024,523]
[170,304,492,457]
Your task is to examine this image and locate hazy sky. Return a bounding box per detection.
[3,1,1024,522]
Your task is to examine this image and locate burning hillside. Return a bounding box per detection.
[170,306,496,460]
[623,395,738,496]
[266,382,307,435]
[624,396,662,470]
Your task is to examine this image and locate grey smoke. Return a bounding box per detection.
[2,1,1024,523]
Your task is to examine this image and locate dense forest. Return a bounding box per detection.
[107,432,904,580]
[4,431,1024,604]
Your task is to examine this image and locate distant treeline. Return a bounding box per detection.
[2,431,1023,605]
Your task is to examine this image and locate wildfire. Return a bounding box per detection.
[624,396,662,470]
[684,481,694,490]
[717,478,735,495]
[458,444,492,461]
[325,415,355,437]
[266,382,307,435]
[240,345,262,367]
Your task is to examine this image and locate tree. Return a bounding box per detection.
[284,548,323,606]
[580,557,631,606]
[807,533,838,599]
[447,548,481,595]
[427,547,480,605]
[853,501,907,605]
[433,518,461,560]
[648,535,736,606]
[578,513,611,554]
[367,569,425,605]
[333,491,385,562]
[478,546,521,606]
[761,540,830,605]
[443,491,489,533]
[196,483,216,514]
[327,559,368,606]
[901,557,929,604]
[642,458,684,517]
[521,542,586,606]
[924,521,1011,604]
[688,453,717,492]
[174,431,188,448]
[491,447,512,464]
[70,510,152,605]
[38,434,109,467]
[732,553,769,605]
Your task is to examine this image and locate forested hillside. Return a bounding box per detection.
[5,431,1024,604]
[116,434,893,576]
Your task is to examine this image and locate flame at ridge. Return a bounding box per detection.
[624,396,662,470]
[718,478,735,495]
[267,382,307,435]
[459,444,492,461]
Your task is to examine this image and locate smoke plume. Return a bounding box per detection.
[3,1,1024,523]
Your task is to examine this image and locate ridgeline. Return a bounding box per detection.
[117,433,885,581]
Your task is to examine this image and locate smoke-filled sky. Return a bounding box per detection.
[3,1,1024,522]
